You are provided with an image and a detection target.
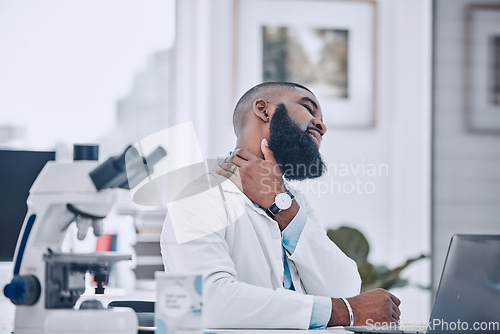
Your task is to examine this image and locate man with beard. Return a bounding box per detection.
[160,82,401,329]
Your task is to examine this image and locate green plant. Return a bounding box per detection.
[326,226,427,292]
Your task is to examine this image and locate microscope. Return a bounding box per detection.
[3,145,166,334]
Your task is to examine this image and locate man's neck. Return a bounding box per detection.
[234,138,263,159]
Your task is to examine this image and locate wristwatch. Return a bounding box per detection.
[266,189,294,218]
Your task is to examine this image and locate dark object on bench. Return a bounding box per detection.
[108,300,155,334]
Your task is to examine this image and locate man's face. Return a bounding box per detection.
[267,88,327,180]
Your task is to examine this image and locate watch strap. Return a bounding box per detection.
[265,190,294,218]
[266,203,280,218]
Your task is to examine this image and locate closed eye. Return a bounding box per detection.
[302,104,314,116]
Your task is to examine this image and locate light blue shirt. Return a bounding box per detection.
[281,207,332,329]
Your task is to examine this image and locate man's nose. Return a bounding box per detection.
[311,118,327,136]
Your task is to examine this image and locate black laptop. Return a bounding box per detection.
[346,234,500,334]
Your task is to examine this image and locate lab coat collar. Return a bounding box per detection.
[208,171,273,219]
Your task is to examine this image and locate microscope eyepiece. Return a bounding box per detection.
[73,144,99,161]
[89,145,167,191]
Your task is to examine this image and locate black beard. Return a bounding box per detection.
[268,103,326,181]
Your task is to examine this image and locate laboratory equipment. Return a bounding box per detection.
[3,144,166,334]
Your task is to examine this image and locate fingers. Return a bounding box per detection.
[388,291,401,323]
[393,304,401,317]
[389,295,401,324]
[219,156,247,181]
[391,306,401,323]
[223,146,278,167]
[216,166,242,190]
[391,311,400,323]
[219,152,246,172]
[219,161,240,173]
[219,160,239,172]
[216,166,237,179]
[220,149,266,173]
[231,148,254,161]
[389,292,401,306]
[229,153,247,167]
[217,155,241,178]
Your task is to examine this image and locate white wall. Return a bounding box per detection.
[0,0,174,150]
[174,0,432,323]
[300,0,433,322]
[433,0,500,288]
[172,0,235,158]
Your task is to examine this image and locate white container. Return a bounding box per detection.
[155,272,202,334]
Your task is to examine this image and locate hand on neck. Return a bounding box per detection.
[235,137,264,160]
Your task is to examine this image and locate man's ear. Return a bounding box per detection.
[253,99,270,122]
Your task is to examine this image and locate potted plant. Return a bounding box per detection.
[327,226,427,292]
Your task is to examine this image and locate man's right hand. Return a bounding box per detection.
[329,289,401,327]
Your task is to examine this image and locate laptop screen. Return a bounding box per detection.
[429,234,500,334]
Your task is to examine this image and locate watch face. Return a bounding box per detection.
[275,192,292,210]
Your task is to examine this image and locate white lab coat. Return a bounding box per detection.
[160,172,361,329]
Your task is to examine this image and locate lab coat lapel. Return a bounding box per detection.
[213,171,288,290]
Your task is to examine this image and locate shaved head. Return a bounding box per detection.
[232,82,313,137]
